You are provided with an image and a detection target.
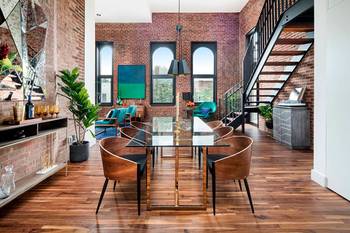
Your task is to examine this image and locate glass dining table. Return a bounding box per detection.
[127,116,228,210]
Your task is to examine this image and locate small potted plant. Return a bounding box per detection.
[259,105,273,129]
[58,68,99,162]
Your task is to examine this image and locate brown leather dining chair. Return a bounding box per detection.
[213,126,234,142]
[97,137,147,215]
[207,136,254,215]
[120,127,156,169]
[197,125,234,168]
[206,120,224,130]
[131,121,152,133]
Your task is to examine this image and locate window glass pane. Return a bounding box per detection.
[152,78,173,103]
[100,45,113,75]
[100,78,112,103]
[193,78,213,102]
[152,47,174,75]
[193,47,214,75]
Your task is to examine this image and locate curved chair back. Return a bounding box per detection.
[99,137,145,181]
[208,136,253,180]
[214,126,234,141]
[131,121,152,133]
[207,120,224,130]
[120,127,147,145]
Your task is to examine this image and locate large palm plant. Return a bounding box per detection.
[58,67,99,144]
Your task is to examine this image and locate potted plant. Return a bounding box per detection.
[58,68,99,162]
[259,105,273,129]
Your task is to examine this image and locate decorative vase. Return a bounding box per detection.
[265,120,273,129]
[13,103,23,123]
[69,141,90,162]
[0,164,16,199]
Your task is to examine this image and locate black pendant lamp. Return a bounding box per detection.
[168,0,190,76]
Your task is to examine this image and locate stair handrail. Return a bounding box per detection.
[243,0,301,93]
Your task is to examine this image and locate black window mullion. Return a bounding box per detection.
[150,42,176,105]
[96,41,114,106]
[191,42,217,103]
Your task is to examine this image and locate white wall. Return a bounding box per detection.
[313,0,350,200]
[84,0,96,145]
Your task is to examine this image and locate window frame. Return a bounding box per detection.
[150,42,177,106]
[96,41,114,106]
[191,42,217,104]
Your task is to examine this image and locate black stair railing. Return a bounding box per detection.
[222,83,242,122]
[243,0,300,92]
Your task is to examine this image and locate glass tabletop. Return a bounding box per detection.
[127,117,229,147]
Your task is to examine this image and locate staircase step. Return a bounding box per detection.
[276,38,313,45]
[265,61,299,66]
[250,95,275,97]
[253,88,280,91]
[246,101,271,104]
[270,51,306,56]
[244,106,260,113]
[257,80,285,83]
[260,71,291,75]
[284,22,314,32]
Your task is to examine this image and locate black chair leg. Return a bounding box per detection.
[244,178,254,214]
[113,180,117,191]
[152,149,155,168]
[238,180,242,191]
[137,166,141,216]
[96,178,109,214]
[212,166,216,215]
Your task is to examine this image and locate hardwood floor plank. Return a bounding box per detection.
[0,125,349,232]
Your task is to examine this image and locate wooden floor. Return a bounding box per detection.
[1,125,350,233]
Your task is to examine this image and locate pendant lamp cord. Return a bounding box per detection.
[177,0,182,60]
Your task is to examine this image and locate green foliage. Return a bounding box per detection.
[0,52,22,75]
[259,105,273,121]
[58,67,100,143]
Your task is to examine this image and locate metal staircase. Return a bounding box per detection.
[223,0,314,131]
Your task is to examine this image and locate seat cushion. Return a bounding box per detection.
[122,154,147,174]
[207,154,228,169]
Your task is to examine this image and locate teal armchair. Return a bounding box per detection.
[193,102,217,119]
[95,108,130,135]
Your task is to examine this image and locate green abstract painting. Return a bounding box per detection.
[118,65,145,99]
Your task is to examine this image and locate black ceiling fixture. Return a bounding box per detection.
[168,0,190,76]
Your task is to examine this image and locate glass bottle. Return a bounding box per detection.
[1,164,16,196]
[25,95,35,119]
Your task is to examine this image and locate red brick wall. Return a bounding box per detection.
[0,0,85,181]
[96,13,240,119]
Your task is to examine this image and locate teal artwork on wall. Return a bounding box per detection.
[118,65,146,99]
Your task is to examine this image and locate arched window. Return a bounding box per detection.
[192,42,217,103]
[96,42,113,105]
[151,42,176,105]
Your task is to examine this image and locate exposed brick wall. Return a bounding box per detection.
[96,13,240,120]
[0,0,85,180]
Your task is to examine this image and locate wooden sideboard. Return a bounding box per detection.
[0,117,68,208]
[273,105,310,149]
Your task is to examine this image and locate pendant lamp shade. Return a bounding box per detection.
[168,59,190,75]
[167,0,190,76]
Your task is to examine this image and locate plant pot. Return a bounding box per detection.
[265,120,273,129]
[70,141,89,162]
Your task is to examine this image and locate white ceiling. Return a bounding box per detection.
[95,0,249,23]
